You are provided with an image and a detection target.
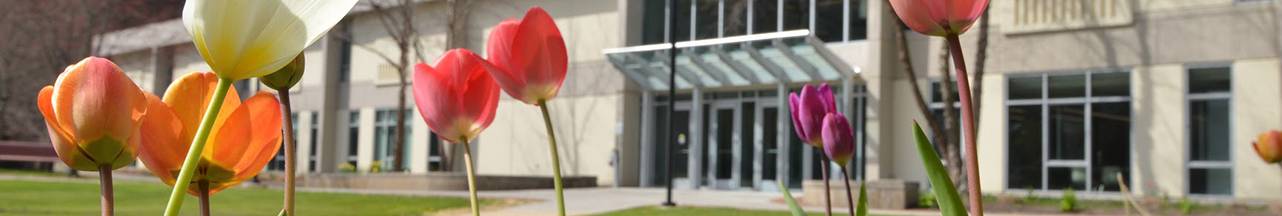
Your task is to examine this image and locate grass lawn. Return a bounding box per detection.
[0,178,484,216]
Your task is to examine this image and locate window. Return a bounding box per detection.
[428,132,444,171]
[695,0,719,39]
[267,112,299,171]
[814,0,843,42]
[723,0,749,37]
[346,111,360,166]
[1187,66,1232,196]
[636,0,869,45]
[374,109,412,172]
[1006,72,1131,192]
[308,112,318,172]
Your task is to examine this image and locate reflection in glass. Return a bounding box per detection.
[1008,76,1042,100]
[1190,168,1232,195]
[814,0,843,42]
[724,0,748,37]
[1049,105,1085,160]
[752,0,778,33]
[1007,105,1043,189]
[695,0,718,39]
[1189,67,1231,94]
[1190,99,1230,161]
[1092,73,1130,97]
[781,0,809,31]
[762,107,778,180]
[1048,74,1085,98]
[1049,167,1087,190]
[1091,102,1130,191]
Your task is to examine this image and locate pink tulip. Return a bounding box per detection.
[888,0,989,36]
[412,49,501,143]
[484,6,568,105]
[789,84,836,147]
[822,113,854,166]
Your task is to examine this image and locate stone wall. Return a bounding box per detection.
[800,179,919,209]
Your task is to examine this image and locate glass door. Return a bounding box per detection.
[755,102,781,191]
[706,101,740,189]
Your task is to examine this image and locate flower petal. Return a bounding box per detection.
[163,72,242,145]
[53,57,148,149]
[822,113,854,165]
[183,0,358,79]
[510,7,568,102]
[888,0,948,36]
[231,92,282,181]
[205,96,252,171]
[39,86,95,170]
[137,94,186,185]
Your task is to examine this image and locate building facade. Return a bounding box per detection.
[98,0,1282,201]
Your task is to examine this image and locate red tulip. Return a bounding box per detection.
[413,49,501,143]
[888,0,989,36]
[822,113,854,166]
[789,84,836,147]
[1254,130,1282,164]
[37,57,149,171]
[484,6,568,104]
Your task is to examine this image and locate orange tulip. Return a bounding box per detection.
[37,57,148,171]
[413,49,501,143]
[1254,130,1282,164]
[888,0,989,36]
[484,6,568,105]
[137,72,282,195]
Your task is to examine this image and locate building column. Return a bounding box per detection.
[688,88,704,189]
[861,0,900,180]
[150,46,173,96]
[410,109,430,174]
[357,108,376,172]
[777,84,790,186]
[639,91,655,187]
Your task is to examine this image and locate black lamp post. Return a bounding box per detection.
[661,0,678,207]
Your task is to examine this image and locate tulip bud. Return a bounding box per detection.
[37,57,148,171]
[260,54,305,91]
[1253,130,1282,164]
[822,113,855,166]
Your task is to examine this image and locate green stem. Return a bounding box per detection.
[820,154,832,216]
[163,77,232,216]
[841,168,854,216]
[537,100,566,216]
[279,93,297,216]
[98,165,113,216]
[460,137,480,216]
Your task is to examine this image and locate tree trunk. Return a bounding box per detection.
[972,7,991,120]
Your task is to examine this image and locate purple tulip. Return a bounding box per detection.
[789,84,837,147]
[822,113,854,166]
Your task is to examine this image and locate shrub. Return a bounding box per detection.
[370,160,382,173]
[339,162,357,173]
[1060,188,1077,213]
[1179,197,1193,215]
[919,189,937,208]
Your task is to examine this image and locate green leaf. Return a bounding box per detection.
[856,182,868,216]
[779,181,807,216]
[913,122,967,216]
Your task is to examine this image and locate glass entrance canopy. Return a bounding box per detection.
[604,30,860,91]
